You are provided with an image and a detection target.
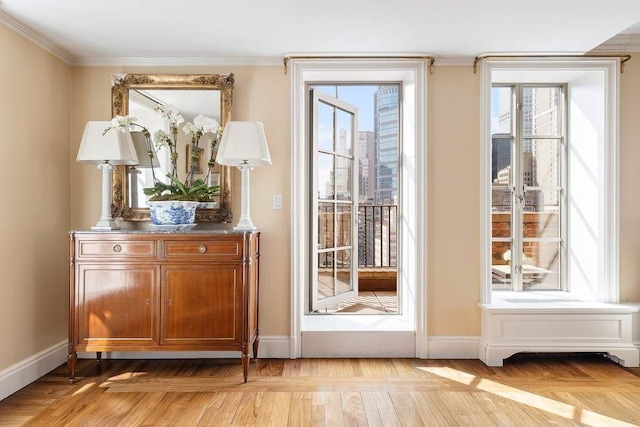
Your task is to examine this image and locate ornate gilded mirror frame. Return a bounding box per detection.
[111,73,234,222]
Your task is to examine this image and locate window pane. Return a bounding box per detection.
[524,211,560,241]
[317,153,334,200]
[524,87,561,136]
[335,156,352,200]
[317,101,334,152]
[492,187,512,214]
[491,241,513,290]
[317,256,335,299]
[491,206,512,238]
[524,188,561,212]
[491,137,512,184]
[335,249,352,294]
[336,108,352,156]
[491,87,513,134]
[336,205,351,247]
[318,203,334,249]
[523,241,561,291]
[530,139,561,188]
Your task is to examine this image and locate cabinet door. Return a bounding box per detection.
[161,264,243,346]
[76,264,159,347]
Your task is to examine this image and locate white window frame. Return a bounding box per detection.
[480,58,620,304]
[290,59,427,358]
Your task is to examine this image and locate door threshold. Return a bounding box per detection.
[301,330,415,357]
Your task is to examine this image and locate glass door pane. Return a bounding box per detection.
[311,89,359,311]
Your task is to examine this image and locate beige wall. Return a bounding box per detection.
[6,20,640,370]
[427,66,481,335]
[0,24,70,370]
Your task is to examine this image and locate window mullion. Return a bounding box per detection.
[513,84,524,291]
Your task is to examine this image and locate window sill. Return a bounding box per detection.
[480,291,638,314]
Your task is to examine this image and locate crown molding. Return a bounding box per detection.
[71,56,283,67]
[0,10,74,64]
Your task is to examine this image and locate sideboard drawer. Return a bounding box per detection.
[76,240,157,259]
[163,238,242,260]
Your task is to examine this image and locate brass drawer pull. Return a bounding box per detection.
[113,244,122,253]
[198,245,207,254]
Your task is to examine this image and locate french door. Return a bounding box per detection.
[310,89,359,311]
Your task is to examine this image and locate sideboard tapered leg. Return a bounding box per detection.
[68,351,77,383]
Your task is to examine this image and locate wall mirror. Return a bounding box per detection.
[111,73,234,222]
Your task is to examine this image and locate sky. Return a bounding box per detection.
[312,85,378,132]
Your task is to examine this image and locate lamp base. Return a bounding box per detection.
[233,218,258,232]
[92,162,120,231]
[91,219,120,231]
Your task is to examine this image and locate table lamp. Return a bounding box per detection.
[77,121,138,230]
[216,121,271,231]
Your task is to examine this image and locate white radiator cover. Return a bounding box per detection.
[479,301,639,367]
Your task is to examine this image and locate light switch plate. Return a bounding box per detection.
[273,194,283,209]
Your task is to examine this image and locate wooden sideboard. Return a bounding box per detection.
[68,230,260,382]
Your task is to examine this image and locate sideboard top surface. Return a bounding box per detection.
[69,229,260,235]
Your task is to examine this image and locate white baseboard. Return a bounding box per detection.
[257,336,290,358]
[0,340,67,402]
[77,335,291,360]
[426,336,481,359]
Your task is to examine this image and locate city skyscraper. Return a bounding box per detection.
[358,131,375,203]
[374,86,399,204]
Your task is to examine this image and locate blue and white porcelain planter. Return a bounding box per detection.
[148,201,199,225]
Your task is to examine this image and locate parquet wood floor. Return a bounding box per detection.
[0,353,639,426]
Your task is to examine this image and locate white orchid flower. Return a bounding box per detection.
[154,105,184,127]
[153,129,171,147]
[186,115,219,134]
[182,122,197,135]
[203,118,219,134]
[109,115,137,132]
[169,112,184,126]
[193,115,208,131]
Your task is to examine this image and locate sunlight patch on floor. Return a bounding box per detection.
[418,366,633,427]
[71,382,96,396]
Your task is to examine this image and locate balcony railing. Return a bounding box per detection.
[317,204,398,268]
[317,204,398,292]
[358,205,397,268]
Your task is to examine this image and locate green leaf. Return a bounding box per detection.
[166,173,188,195]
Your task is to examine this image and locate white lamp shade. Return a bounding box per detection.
[216,121,271,166]
[131,131,159,168]
[77,121,138,165]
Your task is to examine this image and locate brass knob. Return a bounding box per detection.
[198,245,207,253]
[113,244,122,253]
